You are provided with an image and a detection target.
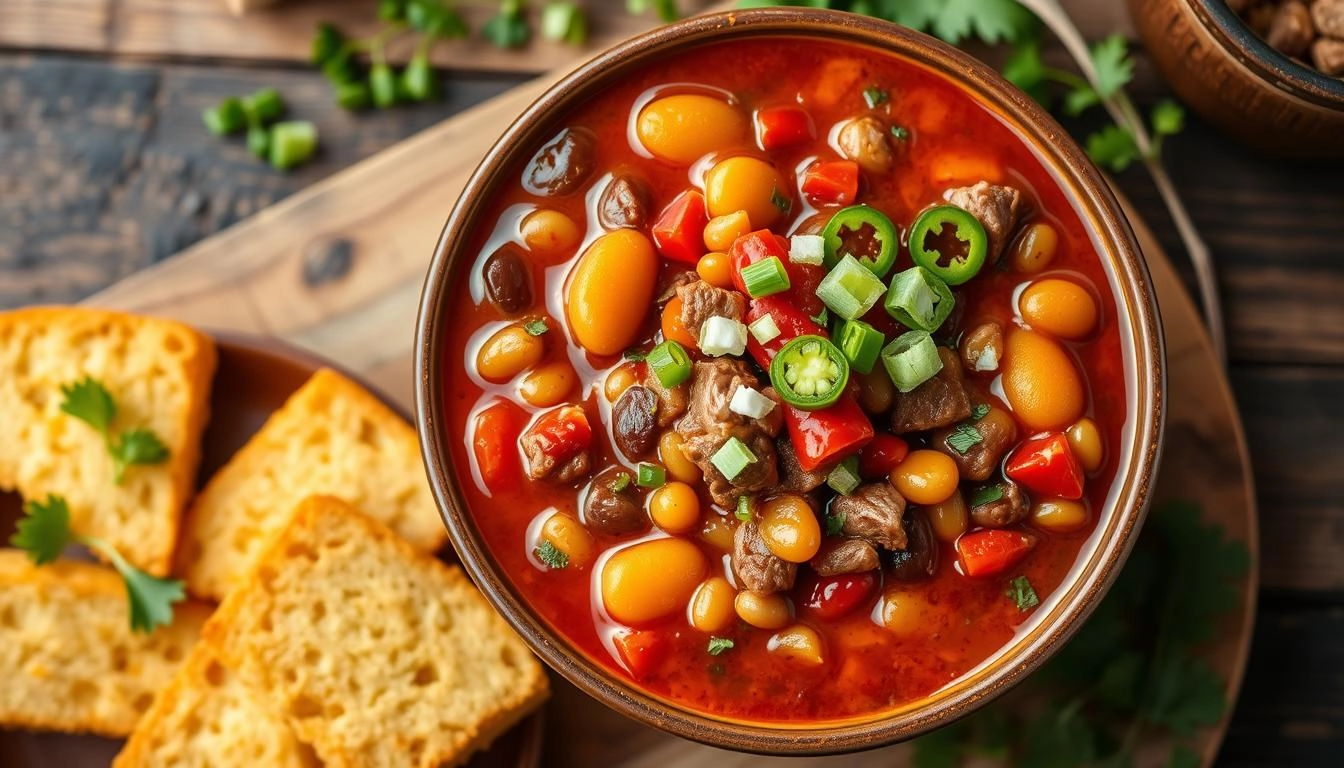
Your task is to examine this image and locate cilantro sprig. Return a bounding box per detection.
[60,377,170,484]
[10,495,186,634]
[911,500,1251,767]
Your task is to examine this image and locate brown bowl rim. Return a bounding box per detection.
[415,7,1165,754]
[1189,0,1344,108]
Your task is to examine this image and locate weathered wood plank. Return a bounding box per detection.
[0,0,714,72]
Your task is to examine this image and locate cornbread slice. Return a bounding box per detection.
[113,644,317,768]
[206,496,549,768]
[176,368,446,600]
[0,306,216,576]
[0,550,211,737]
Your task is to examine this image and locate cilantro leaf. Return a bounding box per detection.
[1151,99,1186,137]
[1086,124,1139,172]
[483,0,530,49]
[970,403,991,420]
[524,318,550,336]
[11,495,76,565]
[825,511,846,537]
[541,1,587,45]
[110,428,170,484]
[1170,744,1201,768]
[629,0,679,23]
[60,377,116,435]
[863,85,888,108]
[1095,650,1145,710]
[1002,37,1050,107]
[1089,35,1135,99]
[1142,654,1227,735]
[101,546,186,634]
[1005,575,1039,611]
[969,484,1004,507]
[534,540,569,569]
[707,636,734,655]
[946,423,983,455]
[1062,84,1100,117]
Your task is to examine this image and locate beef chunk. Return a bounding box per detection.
[1313,37,1344,75]
[891,347,972,433]
[811,537,881,576]
[970,480,1030,528]
[520,405,591,482]
[598,172,652,230]
[583,467,648,535]
[733,520,796,593]
[1313,0,1344,38]
[835,482,907,551]
[885,509,938,582]
[1265,1,1315,58]
[932,405,1018,483]
[676,279,747,338]
[546,452,590,483]
[657,270,698,305]
[777,438,827,493]
[943,181,1023,260]
[643,371,688,428]
[676,360,783,506]
[612,386,659,459]
[960,321,1003,374]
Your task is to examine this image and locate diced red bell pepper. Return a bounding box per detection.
[1004,432,1085,500]
[801,160,860,207]
[730,230,826,317]
[472,399,526,493]
[519,404,591,476]
[783,398,874,472]
[798,571,878,621]
[651,189,709,265]
[859,433,910,479]
[612,629,667,680]
[956,529,1037,578]
[744,295,827,368]
[755,106,814,150]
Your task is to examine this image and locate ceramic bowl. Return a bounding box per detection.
[415,8,1165,754]
[1128,0,1344,157]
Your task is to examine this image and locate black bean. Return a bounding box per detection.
[523,127,596,197]
[481,243,531,314]
[884,509,938,581]
[612,386,659,459]
[598,173,652,230]
[582,467,648,536]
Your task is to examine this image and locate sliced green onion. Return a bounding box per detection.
[698,316,747,357]
[202,97,246,136]
[736,494,754,521]
[837,319,885,375]
[748,314,781,344]
[946,423,984,455]
[816,254,886,320]
[647,340,691,388]
[884,266,955,332]
[826,456,861,496]
[789,234,826,266]
[711,437,756,481]
[609,472,632,492]
[243,87,285,124]
[881,330,944,393]
[728,385,776,419]
[636,462,666,488]
[268,121,319,171]
[739,256,791,298]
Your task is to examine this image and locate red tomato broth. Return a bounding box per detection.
[441,37,1127,723]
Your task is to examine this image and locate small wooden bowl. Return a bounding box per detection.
[415,8,1165,754]
[1128,0,1344,157]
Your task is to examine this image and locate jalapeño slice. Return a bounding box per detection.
[907,205,989,286]
[821,205,899,278]
[769,335,851,411]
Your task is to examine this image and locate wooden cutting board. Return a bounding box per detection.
[81,4,1257,765]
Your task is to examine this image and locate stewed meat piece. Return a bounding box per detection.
[598,172,652,230]
[583,467,648,535]
[960,321,1004,373]
[932,405,1018,482]
[733,520,797,593]
[677,279,747,338]
[885,509,938,582]
[1265,1,1315,58]
[777,438,828,493]
[943,181,1023,260]
[835,482,907,551]
[520,405,591,482]
[811,537,881,576]
[891,347,972,433]
[675,360,784,506]
[970,479,1030,528]
[644,372,688,428]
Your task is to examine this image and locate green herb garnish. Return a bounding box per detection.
[10,495,185,633]
[770,186,791,214]
[970,484,1005,507]
[824,511,846,537]
[971,403,991,420]
[1006,575,1040,612]
[534,540,569,570]
[60,377,170,484]
[524,318,550,336]
[707,637,735,656]
[609,472,632,493]
[862,85,888,108]
[946,423,984,455]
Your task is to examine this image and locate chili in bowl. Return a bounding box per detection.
[416,8,1163,754]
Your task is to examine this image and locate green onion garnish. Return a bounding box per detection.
[609,472,632,493]
[881,330,944,392]
[736,494,754,521]
[748,315,781,345]
[268,120,319,171]
[826,456,862,496]
[711,437,756,481]
[636,462,666,488]
[837,319,885,375]
[884,266,955,333]
[816,254,886,320]
[647,340,692,388]
[740,256,792,298]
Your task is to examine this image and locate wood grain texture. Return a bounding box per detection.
[0,0,713,72]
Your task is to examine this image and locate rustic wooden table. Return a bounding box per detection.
[1,2,1341,765]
